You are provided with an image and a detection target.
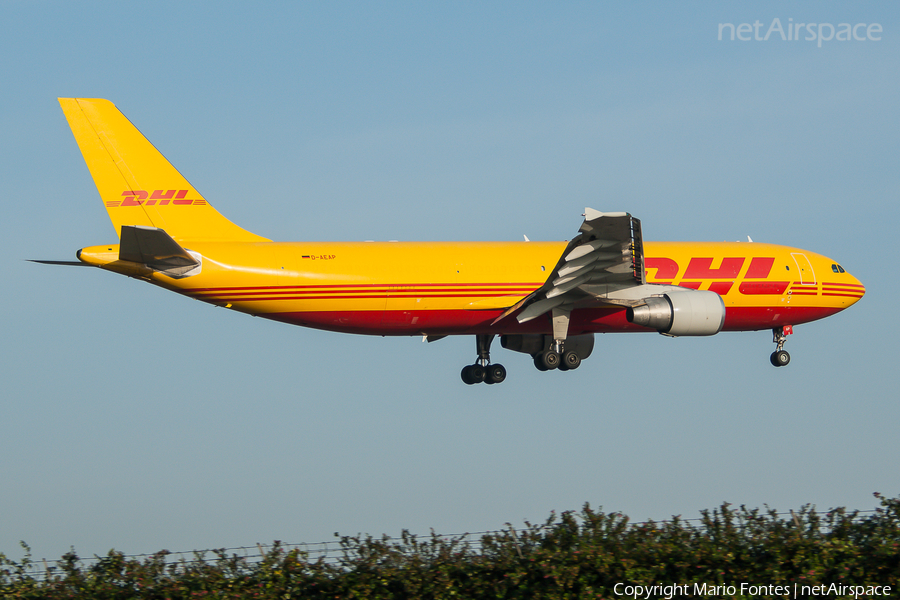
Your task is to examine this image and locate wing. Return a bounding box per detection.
[495,209,645,325]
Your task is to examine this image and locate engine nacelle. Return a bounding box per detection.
[626,290,725,336]
[500,333,595,359]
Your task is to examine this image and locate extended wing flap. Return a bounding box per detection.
[508,209,645,324]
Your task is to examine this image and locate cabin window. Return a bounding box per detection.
[785,265,790,271]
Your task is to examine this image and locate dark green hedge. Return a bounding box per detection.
[2,493,897,599]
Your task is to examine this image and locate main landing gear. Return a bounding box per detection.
[533,344,582,372]
[461,334,507,385]
[770,325,793,367]
[532,307,580,372]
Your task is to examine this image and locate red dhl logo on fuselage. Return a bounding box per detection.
[647,256,773,295]
[645,256,864,297]
[105,190,208,207]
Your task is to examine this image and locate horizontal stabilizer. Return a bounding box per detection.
[28,259,94,267]
[120,225,200,275]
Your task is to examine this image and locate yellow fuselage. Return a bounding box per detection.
[79,240,865,336]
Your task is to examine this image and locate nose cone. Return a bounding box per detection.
[847,273,865,303]
[824,265,865,308]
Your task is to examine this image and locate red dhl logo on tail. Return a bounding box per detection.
[106,190,208,207]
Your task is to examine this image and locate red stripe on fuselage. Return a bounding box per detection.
[195,292,528,302]
[822,282,865,288]
[262,305,844,336]
[185,282,542,294]
[190,287,535,299]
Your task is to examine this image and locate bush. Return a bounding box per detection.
[2,493,897,599]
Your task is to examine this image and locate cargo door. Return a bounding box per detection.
[791,253,816,285]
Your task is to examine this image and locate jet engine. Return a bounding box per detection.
[626,290,725,336]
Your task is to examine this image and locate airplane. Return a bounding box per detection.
[37,98,866,385]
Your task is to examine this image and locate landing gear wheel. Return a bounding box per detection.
[461,364,486,384]
[485,364,506,384]
[538,351,560,371]
[770,350,790,367]
[462,362,501,384]
[561,351,581,371]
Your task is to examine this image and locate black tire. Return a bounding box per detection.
[486,364,506,384]
[541,351,560,370]
[773,350,791,367]
[461,365,475,384]
[533,354,548,371]
[562,351,581,370]
[470,364,487,382]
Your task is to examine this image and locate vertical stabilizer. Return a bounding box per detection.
[59,98,268,243]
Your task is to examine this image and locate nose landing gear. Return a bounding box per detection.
[770,325,792,367]
[461,334,507,385]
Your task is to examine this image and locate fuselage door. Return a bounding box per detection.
[791,253,816,285]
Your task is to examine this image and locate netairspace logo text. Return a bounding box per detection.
[613,582,892,600]
[718,18,883,47]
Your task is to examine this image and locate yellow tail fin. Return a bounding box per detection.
[59,98,268,243]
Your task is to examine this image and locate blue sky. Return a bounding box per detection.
[2,2,898,562]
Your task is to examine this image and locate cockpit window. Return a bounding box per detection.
[832,264,839,273]
[838,265,845,273]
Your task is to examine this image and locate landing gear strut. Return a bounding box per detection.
[770,325,792,367]
[532,307,581,372]
[461,334,507,385]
